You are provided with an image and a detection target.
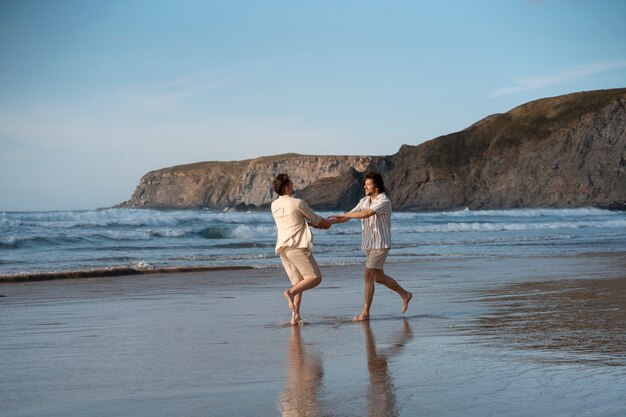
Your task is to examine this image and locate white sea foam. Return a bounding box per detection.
[151,229,189,238]
[230,224,276,239]
[393,207,617,220]
[393,219,626,234]
[1,208,237,228]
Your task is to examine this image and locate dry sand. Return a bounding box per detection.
[1,254,625,417]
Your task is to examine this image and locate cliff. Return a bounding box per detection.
[121,154,376,210]
[120,88,626,211]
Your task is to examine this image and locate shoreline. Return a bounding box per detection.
[0,264,256,284]
[2,251,625,284]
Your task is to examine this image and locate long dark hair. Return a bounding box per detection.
[365,171,386,193]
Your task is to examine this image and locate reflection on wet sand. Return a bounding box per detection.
[361,319,413,417]
[279,326,324,417]
[474,277,626,364]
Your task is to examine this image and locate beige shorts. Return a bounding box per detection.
[366,248,389,270]
[279,247,322,285]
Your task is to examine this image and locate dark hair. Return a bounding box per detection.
[365,171,386,193]
[273,173,291,196]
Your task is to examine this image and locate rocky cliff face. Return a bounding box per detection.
[120,88,626,211]
[122,154,376,210]
[384,88,626,210]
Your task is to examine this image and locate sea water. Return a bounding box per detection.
[1,207,625,278]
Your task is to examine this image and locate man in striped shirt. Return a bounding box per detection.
[329,172,412,321]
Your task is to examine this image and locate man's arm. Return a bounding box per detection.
[299,200,332,229]
[311,217,331,229]
[328,208,376,223]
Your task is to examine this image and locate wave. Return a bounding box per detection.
[1,208,277,229]
[393,207,620,220]
[0,232,155,248]
[1,208,181,228]
[1,207,619,229]
[197,225,276,239]
[150,229,188,238]
[393,219,626,234]
[211,242,274,249]
[198,227,230,239]
[169,253,274,261]
[1,224,279,250]
[0,234,89,248]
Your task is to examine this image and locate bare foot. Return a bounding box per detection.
[291,312,303,326]
[352,313,370,322]
[401,292,413,314]
[283,290,295,312]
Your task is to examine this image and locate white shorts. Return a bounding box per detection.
[366,248,389,270]
[279,247,322,285]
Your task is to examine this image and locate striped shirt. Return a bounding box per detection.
[350,192,392,250]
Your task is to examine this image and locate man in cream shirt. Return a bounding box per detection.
[272,173,331,325]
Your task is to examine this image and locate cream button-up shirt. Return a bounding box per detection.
[271,195,323,253]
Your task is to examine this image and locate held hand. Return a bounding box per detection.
[327,215,345,224]
[309,218,331,230]
[317,218,331,230]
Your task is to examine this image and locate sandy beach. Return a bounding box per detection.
[1,254,625,417]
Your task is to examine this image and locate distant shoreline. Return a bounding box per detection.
[3,251,625,284]
[0,264,256,284]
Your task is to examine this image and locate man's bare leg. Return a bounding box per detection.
[353,269,376,321]
[401,292,412,313]
[291,313,303,326]
[372,269,412,314]
[284,277,321,325]
[283,290,295,312]
[291,293,303,325]
[283,291,303,325]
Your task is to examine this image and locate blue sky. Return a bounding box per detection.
[1,0,625,211]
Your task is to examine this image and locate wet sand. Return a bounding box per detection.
[1,254,625,417]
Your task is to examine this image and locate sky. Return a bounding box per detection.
[1,1,625,211]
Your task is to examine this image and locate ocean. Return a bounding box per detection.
[1,207,625,279]
[2,208,626,417]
